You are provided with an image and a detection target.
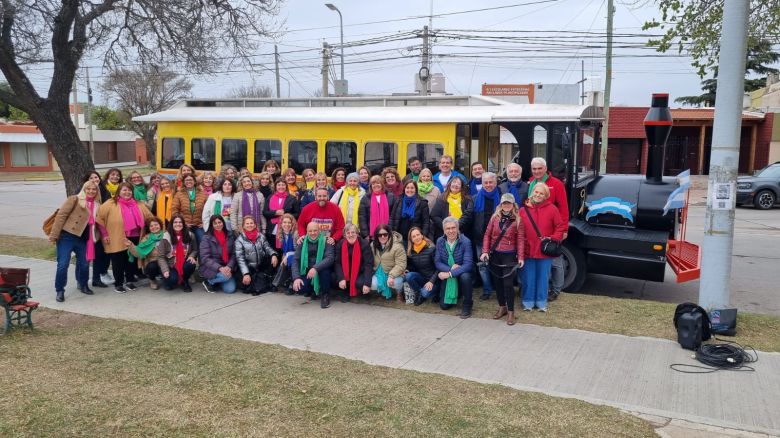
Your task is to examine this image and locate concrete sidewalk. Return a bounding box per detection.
[3,254,779,437]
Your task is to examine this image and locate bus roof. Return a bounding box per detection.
[134,96,603,124]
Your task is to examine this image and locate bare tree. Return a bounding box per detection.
[227,84,273,98]
[102,66,192,166]
[0,1,281,195]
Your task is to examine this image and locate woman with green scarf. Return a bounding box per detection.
[417,168,440,213]
[127,171,148,202]
[434,216,475,319]
[126,217,166,290]
[292,222,335,309]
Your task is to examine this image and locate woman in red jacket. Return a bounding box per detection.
[480,193,525,325]
[518,182,567,312]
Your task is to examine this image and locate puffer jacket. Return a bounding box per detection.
[434,234,474,277]
[235,232,276,275]
[371,231,406,279]
[519,199,567,259]
[156,230,198,276]
[406,241,437,283]
[171,189,208,227]
[482,214,525,262]
[429,195,474,242]
[199,232,237,279]
[389,196,430,240]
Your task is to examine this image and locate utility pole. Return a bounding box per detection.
[85,67,95,161]
[699,0,750,309]
[599,0,614,173]
[274,44,281,98]
[321,42,330,97]
[420,26,430,96]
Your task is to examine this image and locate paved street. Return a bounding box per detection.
[3,180,778,315]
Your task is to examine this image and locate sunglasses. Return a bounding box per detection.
[377,232,389,237]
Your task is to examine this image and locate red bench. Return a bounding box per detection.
[0,267,39,333]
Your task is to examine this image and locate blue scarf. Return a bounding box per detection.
[469,177,482,196]
[507,180,523,204]
[360,181,369,191]
[474,188,501,213]
[402,195,417,219]
[281,233,295,265]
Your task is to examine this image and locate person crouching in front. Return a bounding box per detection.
[435,216,475,319]
[156,214,198,292]
[235,215,279,296]
[335,223,373,303]
[199,215,238,294]
[292,222,335,308]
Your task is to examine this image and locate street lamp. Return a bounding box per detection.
[325,3,346,94]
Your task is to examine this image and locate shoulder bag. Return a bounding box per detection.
[523,205,562,257]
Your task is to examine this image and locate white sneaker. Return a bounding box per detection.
[101,273,115,285]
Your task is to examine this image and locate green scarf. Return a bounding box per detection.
[528,173,549,197]
[128,231,163,262]
[133,184,147,202]
[418,181,434,196]
[188,189,196,214]
[214,199,222,218]
[444,240,459,305]
[300,233,326,295]
[375,254,392,299]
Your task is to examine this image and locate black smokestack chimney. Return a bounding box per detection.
[643,93,673,184]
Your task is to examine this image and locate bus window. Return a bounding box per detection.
[288,140,318,174]
[407,142,443,175]
[533,125,548,159]
[455,124,470,176]
[364,142,397,175]
[191,138,216,170]
[253,139,282,173]
[576,126,596,181]
[325,141,357,175]
[221,138,247,170]
[161,138,184,169]
[550,125,568,181]
[494,127,520,179]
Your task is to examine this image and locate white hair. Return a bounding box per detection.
[482,172,497,182]
[531,157,547,168]
[442,216,459,229]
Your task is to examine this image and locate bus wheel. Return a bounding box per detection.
[561,241,586,292]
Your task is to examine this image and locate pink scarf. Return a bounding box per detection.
[268,191,288,226]
[202,185,214,196]
[86,197,96,261]
[118,197,144,236]
[369,192,390,238]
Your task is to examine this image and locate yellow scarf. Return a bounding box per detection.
[106,181,119,197]
[447,192,463,219]
[156,191,173,226]
[339,186,361,226]
[306,180,315,190]
[287,183,299,196]
[413,240,427,254]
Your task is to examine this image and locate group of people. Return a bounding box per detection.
[48,155,568,325]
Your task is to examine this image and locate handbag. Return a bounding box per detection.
[523,205,562,257]
[42,209,59,236]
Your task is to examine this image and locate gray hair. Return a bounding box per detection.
[482,172,497,182]
[346,172,359,182]
[531,157,547,168]
[442,216,459,229]
[343,223,359,234]
[507,162,522,172]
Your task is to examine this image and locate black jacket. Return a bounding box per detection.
[470,191,499,243]
[390,196,430,240]
[334,237,374,288]
[358,191,397,239]
[406,243,438,284]
[429,195,474,242]
[262,193,301,224]
[291,238,335,280]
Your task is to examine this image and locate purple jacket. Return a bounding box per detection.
[199,233,237,280]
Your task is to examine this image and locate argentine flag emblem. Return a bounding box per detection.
[585,197,637,223]
[662,169,691,215]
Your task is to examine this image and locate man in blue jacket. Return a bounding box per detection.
[432,155,467,193]
[435,216,474,319]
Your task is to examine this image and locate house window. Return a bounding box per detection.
[10,143,48,167]
[0,146,5,167]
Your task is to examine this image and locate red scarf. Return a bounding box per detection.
[332,180,345,191]
[214,229,228,264]
[174,231,185,285]
[341,239,361,297]
[245,228,259,243]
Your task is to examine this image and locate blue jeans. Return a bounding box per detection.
[522,258,553,310]
[475,243,494,296]
[55,232,89,292]
[371,274,404,294]
[208,271,237,294]
[404,272,439,299]
[190,226,205,247]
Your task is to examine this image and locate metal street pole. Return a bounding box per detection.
[699,0,750,309]
[274,44,281,98]
[599,0,614,173]
[321,42,330,97]
[325,3,344,81]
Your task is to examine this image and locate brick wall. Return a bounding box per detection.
[608,107,646,139]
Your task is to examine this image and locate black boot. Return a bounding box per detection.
[321,293,331,309]
[56,290,65,302]
[79,284,95,295]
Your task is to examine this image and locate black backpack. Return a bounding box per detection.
[673,302,712,350]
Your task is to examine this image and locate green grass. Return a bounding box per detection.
[0,234,56,261]
[0,309,655,437]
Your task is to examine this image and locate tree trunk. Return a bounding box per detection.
[32,103,95,195]
[143,129,156,169]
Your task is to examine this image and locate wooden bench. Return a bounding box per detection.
[0,267,38,333]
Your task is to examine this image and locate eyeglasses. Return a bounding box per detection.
[377,232,389,237]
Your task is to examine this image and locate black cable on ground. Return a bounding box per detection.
[670,338,758,374]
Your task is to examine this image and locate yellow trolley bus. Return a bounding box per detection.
[136,95,699,291]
